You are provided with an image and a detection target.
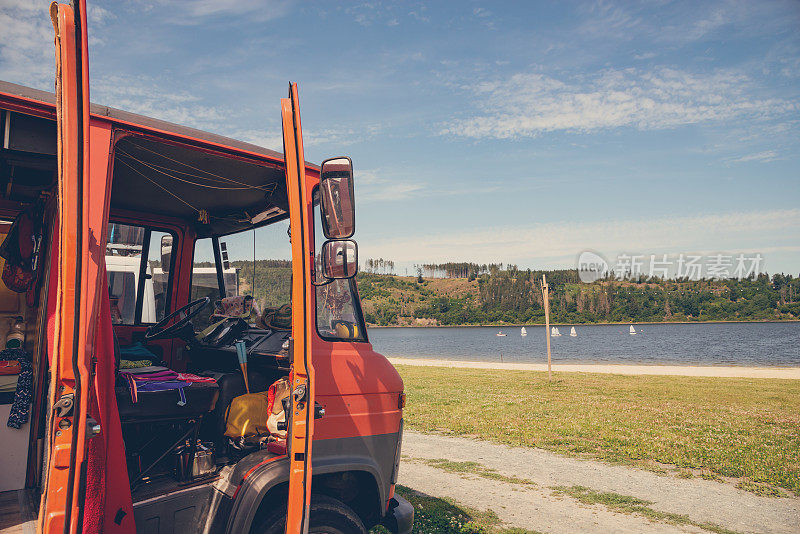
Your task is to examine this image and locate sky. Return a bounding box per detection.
[1,0,799,276]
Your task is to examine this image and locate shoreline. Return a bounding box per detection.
[369,319,800,328]
[387,357,800,379]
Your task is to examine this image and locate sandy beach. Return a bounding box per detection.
[388,357,800,379]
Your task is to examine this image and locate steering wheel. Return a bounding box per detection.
[145,296,210,341]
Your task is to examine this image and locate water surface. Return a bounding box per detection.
[367,322,800,367]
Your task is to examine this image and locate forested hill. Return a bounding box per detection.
[356,269,800,326]
[196,259,799,326]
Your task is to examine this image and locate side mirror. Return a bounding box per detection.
[320,156,355,239]
[160,234,173,270]
[321,239,358,279]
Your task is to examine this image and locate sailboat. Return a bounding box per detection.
[521,327,527,337]
[551,327,561,337]
[496,331,507,337]
[629,325,636,335]
[570,326,577,337]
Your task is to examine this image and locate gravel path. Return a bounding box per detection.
[398,431,800,534]
[388,358,800,379]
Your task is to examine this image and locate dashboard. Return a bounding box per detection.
[193,318,291,372]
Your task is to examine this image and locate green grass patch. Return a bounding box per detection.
[398,365,800,495]
[412,458,537,486]
[551,485,740,534]
[370,485,541,534]
[735,480,787,498]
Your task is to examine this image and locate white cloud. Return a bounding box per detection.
[360,182,424,202]
[346,2,380,27]
[355,168,425,203]
[92,74,229,130]
[344,2,426,27]
[145,0,293,23]
[360,208,800,268]
[440,67,797,139]
[0,1,55,90]
[88,4,114,25]
[408,7,429,23]
[578,0,642,40]
[232,129,284,151]
[233,123,382,152]
[726,150,779,164]
[577,0,787,46]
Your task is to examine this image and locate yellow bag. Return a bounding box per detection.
[224,376,292,439]
[224,392,269,438]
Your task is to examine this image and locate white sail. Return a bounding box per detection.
[570,326,577,337]
[629,325,636,335]
[521,327,527,336]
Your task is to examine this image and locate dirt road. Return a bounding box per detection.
[398,431,800,534]
[388,358,800,379]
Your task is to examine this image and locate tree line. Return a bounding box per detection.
[193,258,800,325]
[357,268,800,326]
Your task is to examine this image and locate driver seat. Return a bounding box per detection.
[113,333,219,422]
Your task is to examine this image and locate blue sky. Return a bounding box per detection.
[1,1,799,276]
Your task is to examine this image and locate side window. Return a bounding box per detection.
[313,191,366,341]
[106,223,174,325]
[107,223,143,325]
[190,237,220,331]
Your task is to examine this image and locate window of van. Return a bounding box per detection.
[190,237,221,331]
[106,223,175,325]
[313,190,367,342]
[194,221,292,332]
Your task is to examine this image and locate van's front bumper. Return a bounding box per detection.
[381,495,413,534]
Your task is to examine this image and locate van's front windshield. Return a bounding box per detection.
[191,219,292,331]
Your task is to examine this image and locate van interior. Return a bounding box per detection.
[0,100,315,521]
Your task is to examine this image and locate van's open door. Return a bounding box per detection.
[282,83,316,533]
[41,2,129,532]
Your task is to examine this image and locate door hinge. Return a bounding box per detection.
[292,383,307,403]
[53,393,74,418]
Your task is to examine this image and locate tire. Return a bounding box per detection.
[253,494,367,534]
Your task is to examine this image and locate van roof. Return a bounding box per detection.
[1,80,319,236]
[0,79,318,169]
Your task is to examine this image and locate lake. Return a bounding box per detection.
[367,322,800,367]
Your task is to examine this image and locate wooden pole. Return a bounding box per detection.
[542,275,552,380]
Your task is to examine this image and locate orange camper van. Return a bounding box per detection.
[0,2,412,533]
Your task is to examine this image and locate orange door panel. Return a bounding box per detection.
[41,2,133,533]
[282,83,315,534]
[40,3,92,532]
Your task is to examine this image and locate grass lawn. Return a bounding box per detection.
[397,365,800,495]
[370,485,540,534]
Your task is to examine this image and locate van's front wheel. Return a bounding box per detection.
[253,495,367,534]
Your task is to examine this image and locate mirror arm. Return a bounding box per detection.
[311,277,336,288]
